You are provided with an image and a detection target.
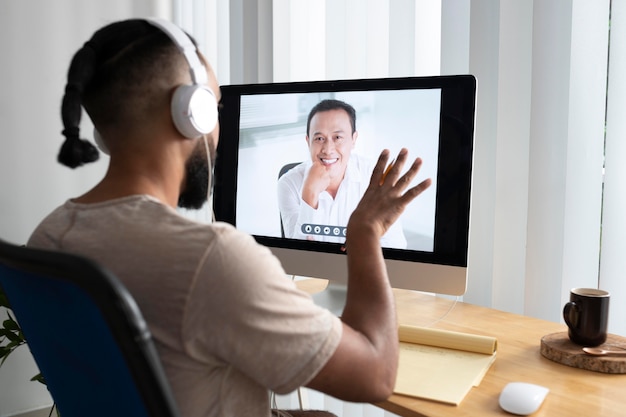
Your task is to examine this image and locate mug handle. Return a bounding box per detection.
[563,301,579,329]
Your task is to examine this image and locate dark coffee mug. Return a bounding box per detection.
[563,288,610,346]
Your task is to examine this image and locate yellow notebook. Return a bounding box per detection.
[394,325,497,405]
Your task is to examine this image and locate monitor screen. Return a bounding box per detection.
[214,75,475,307]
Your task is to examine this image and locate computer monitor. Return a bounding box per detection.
[213,75,475,313]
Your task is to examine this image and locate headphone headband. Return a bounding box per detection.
[145,18,208,85]
[146,18,217,139]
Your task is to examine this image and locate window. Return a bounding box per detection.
[174,0,624,338]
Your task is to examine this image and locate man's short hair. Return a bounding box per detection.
[58,19,196,168]
[306,99,357,137]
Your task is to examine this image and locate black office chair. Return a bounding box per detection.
[0,239,181,417]
[278,162,302,238]
[278,162,301,179]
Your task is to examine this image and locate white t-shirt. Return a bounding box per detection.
[28,195,342,417]
[277,154,407,248]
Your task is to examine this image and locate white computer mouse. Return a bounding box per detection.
[498,382,549,415]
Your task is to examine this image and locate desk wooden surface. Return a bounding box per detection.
[296,278,626,417]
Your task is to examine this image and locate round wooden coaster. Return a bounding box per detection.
[540,332,626,374]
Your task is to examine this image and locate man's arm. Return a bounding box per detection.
[278,167,326,239]
[306,148,432,402]
[277,177,299,238]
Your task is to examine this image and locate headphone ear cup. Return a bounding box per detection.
[171,85,218,139]
[93,128,110,155]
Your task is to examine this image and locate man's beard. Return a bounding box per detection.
[178,139,216,210]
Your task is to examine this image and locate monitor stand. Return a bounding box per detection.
[311,281,347,317]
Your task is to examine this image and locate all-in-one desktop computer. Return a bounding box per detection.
[213,75,476,312]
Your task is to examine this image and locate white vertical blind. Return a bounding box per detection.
[457,0,501,309]
[436,1,610,327]
[600,0,626,337]
[492,1,533,314]
[176,0,442,83]
[523,1,608,321]
[558,0,608,312]
[440,0,470,73]
[412,1,442,76]
[273,0,327,82]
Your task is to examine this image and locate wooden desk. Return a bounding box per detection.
[296,279,626,417]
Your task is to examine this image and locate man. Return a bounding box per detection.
[28,19,431,417]
[277,99,407,248]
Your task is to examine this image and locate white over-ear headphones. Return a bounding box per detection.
[95,18,218,154]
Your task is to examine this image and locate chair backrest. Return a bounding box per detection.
[278,162,301,180]
[278,162,301,237]
[0,239,180,417]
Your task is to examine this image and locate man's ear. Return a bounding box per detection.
[352,131,358,146]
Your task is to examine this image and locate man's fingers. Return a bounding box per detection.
[401,178,433,204]
[371,149,392,184]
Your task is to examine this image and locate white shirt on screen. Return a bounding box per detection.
[277,153,407,248]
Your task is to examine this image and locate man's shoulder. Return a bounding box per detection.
[28,195,240,247]
[347,153,375,181]
[277,161,309,192]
